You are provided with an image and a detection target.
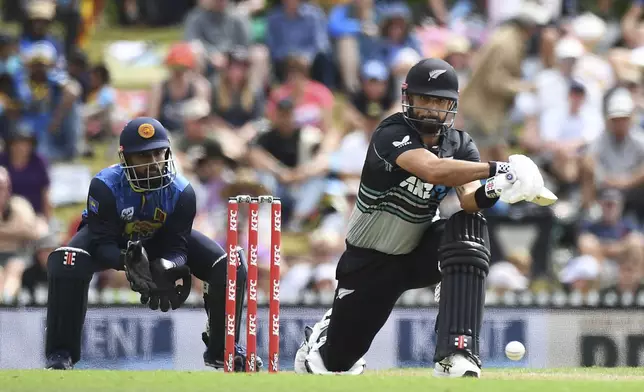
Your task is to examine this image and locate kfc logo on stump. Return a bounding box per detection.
[271,313,280,337]
[272,279,280,301]
[229,209,238,232]
[273,209,281,232]
[249,244,258,267]
[273,245,281,266]
[228,279,236,301]
[226,313,236,337]
[248,314,257,337]
[249,279,258,301]
[250,208,258,232]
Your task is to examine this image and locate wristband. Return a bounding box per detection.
[489,161,511,177]
[474,184,499,209]
[488,162,496,178]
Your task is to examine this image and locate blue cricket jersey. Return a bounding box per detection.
[81,164,196,268]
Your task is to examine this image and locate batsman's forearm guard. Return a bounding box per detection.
[434,211,490,365]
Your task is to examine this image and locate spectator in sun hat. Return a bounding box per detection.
[190,137,237,237]
[581,88,644,221]
[345,59,396,134]
[173,97,214,172]
[147,42,211,133]
[559,254,601,294]
[19,0,65,69]
[15,40,81,162]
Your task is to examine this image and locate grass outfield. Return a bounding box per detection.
[1,368,644,392]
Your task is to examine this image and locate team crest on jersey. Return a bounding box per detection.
[125,220,163,238]
[399,176,448,201]
[154,208,167,223]
[120,207,134,221]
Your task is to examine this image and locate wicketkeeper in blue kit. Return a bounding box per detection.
[44,117,261,371]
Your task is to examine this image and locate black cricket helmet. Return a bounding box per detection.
[118,117,177,192]
[402,58,459,135]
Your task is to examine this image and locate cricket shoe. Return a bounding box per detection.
[203,341,263,372]
[45,351,73,370]
[433,353,481,378]
[294,309,366,375]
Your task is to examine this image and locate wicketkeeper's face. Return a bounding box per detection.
[127,148,168,177]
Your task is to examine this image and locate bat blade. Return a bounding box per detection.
[530,187,558,206]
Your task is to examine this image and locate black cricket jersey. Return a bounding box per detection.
[346,113,481,255]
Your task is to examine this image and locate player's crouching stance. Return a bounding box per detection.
[294,59,555,377]
[45,117,261,371]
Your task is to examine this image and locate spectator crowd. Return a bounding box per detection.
[0,0,644,306]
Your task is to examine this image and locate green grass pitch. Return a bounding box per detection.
[1,368,644,392]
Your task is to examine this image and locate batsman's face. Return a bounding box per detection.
[410,95,451,122]
[127,148,167,176]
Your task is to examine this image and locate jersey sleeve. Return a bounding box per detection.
[458,132,481,163]
[371,124,424,169]
[86,177,124,269]
[155,184,197,267]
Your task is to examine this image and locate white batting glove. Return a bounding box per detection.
[484,172,516,199]
[497,155,545,204]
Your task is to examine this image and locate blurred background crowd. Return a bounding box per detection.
[0,0,644,306]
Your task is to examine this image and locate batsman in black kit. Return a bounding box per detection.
[45,117,262,371]
[294,59,547,377]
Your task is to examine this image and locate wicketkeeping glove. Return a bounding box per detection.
[140,258,192,312]
[123,240,156,296]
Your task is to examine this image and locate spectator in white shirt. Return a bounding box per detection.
[521,80,602,192]
[524,36,586,122]
[582,88,644,221]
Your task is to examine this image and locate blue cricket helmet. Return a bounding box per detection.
[118,117,177,192]
[119,117,171,153]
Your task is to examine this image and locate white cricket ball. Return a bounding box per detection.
[505,341,526,361]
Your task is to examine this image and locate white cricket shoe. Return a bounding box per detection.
[305,345,366,375]
[433,353,481,378]
[294,308,366,375]
[295,308,332,374]
[294,326,314,374]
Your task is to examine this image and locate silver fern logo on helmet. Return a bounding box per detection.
[428,70,446,81]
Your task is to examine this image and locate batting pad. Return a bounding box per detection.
[434,211,490,365]
[45,247,94,364]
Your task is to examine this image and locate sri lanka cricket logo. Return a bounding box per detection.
[125,220,163,239]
